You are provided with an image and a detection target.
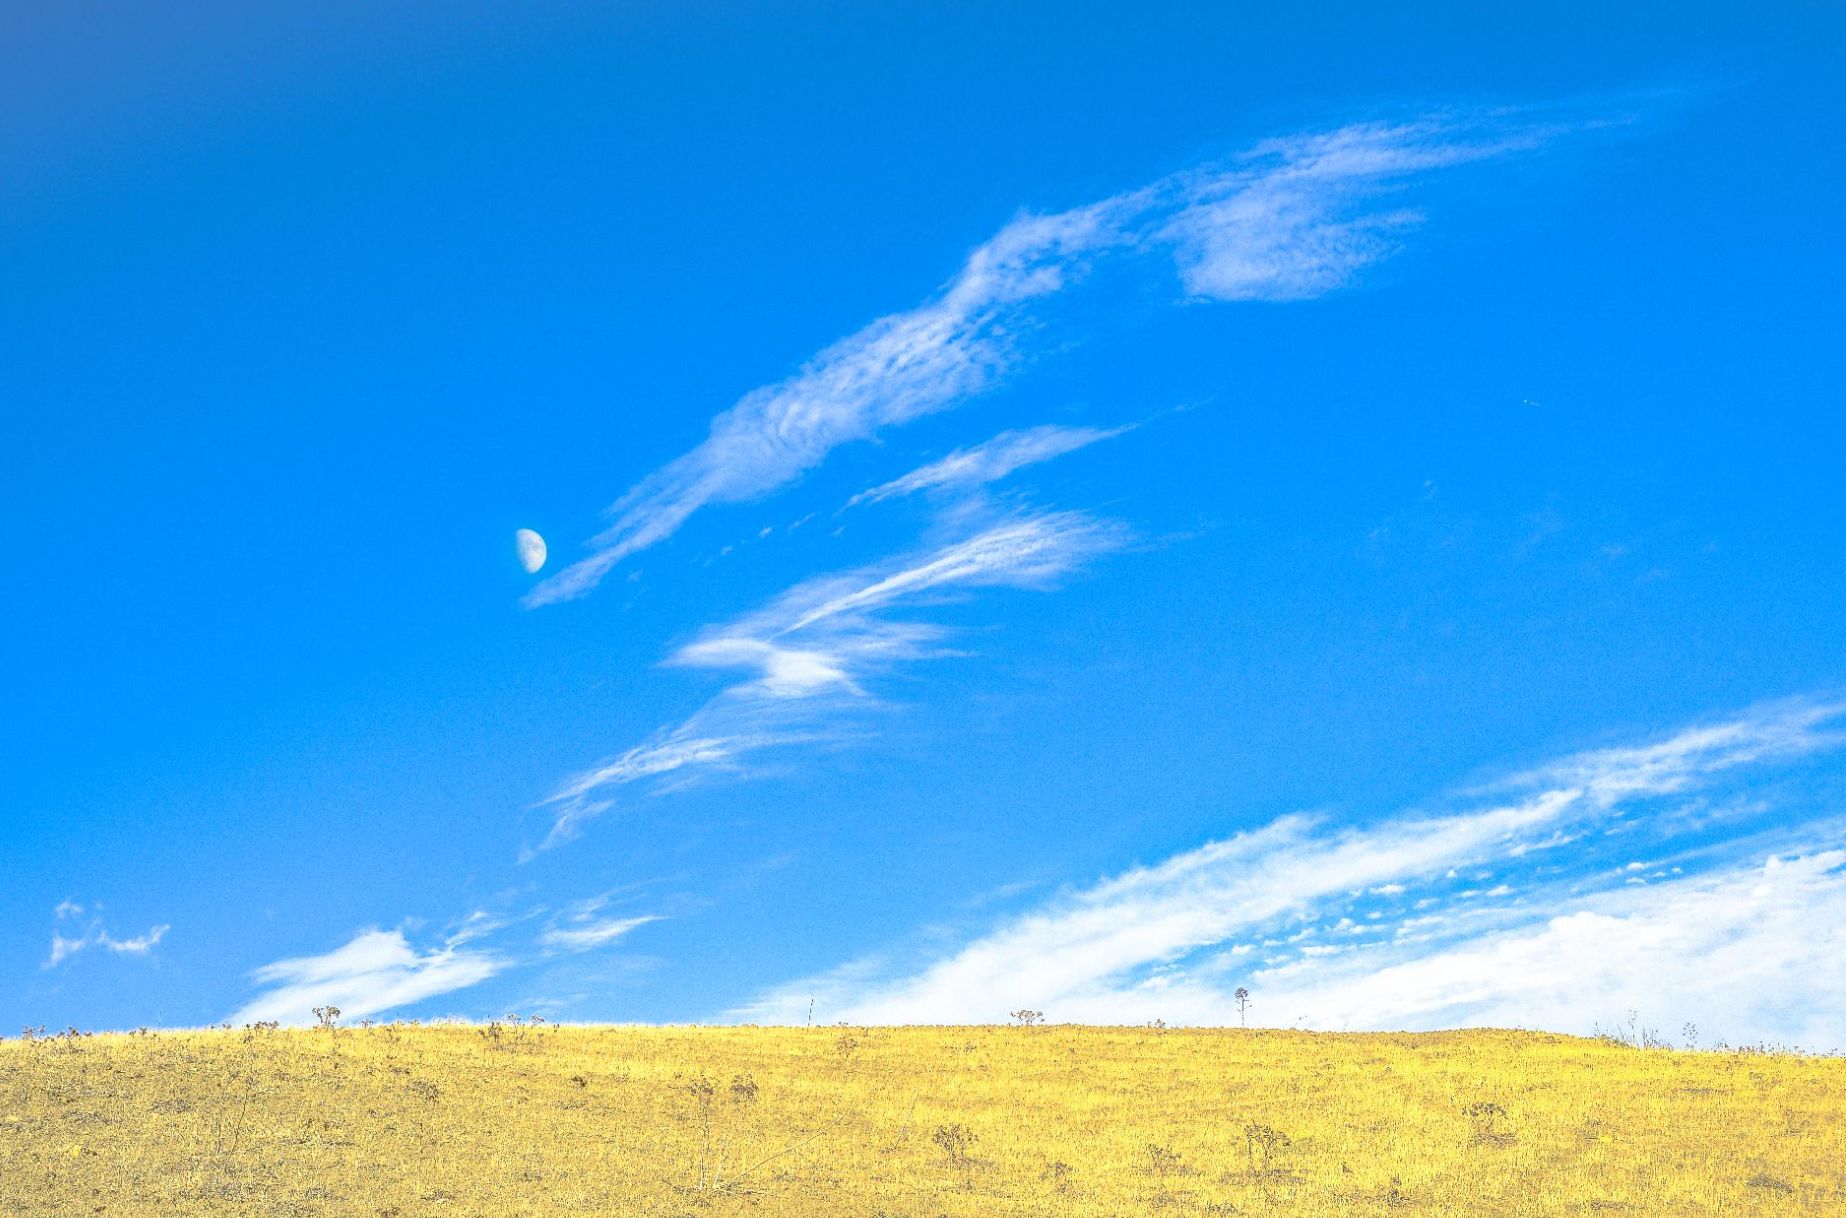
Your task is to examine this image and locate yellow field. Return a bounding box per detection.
[3,1023,1842,1217]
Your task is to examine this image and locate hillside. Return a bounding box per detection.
[3,1023,1842,1216]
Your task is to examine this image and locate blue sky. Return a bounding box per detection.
[5,3,1845,1044]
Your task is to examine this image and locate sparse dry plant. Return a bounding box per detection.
[1144,1141,1184,1192]
[1462,1100,1516,1147]
[933,1122,978,1190]
[1243,1121,1291,1176]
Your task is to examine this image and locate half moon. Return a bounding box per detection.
[515,528,547,575]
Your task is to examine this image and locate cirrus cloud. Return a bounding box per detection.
[528,112,1587,607]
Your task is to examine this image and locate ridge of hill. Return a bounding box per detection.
[4,1024,1842,1216]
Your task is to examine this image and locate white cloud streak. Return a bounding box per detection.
[229,929,505,1026]
[1158,120,1545,301]
[537,892,663,954]
[541,916,660,953]
[44,902,169,968]
[731,701,1846,1048]
[847,423,1132,507]
[230,896,664,1025]
[533,509,1126,851]
[529,114,1571,606]
[526,206,1119,606]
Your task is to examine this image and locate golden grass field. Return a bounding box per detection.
[3,1022,1842,1217]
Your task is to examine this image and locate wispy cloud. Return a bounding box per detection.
[1158,118,1548,301]
[541,916,660,953]
[525,205,1118,607]
[229,928,505,1026]
[533,508,1127,851]
[540,894,662,954]
[529,113,1580,606]
[1484,708,1843,806]
[847,423,1133,507]
[44,902,169,968]
[731,700,1846,1047]
[230,894,665,1025]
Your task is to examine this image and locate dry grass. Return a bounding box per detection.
[3,1022,1843,1216]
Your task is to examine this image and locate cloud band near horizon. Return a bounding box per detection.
[729,699,1846,1050]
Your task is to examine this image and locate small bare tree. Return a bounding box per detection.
[1234,988,1251,1027]
[1009,1009,1044,1027]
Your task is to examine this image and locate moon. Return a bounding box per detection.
[515,528,547,575]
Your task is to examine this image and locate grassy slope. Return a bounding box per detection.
[2,1024,1843,1216]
